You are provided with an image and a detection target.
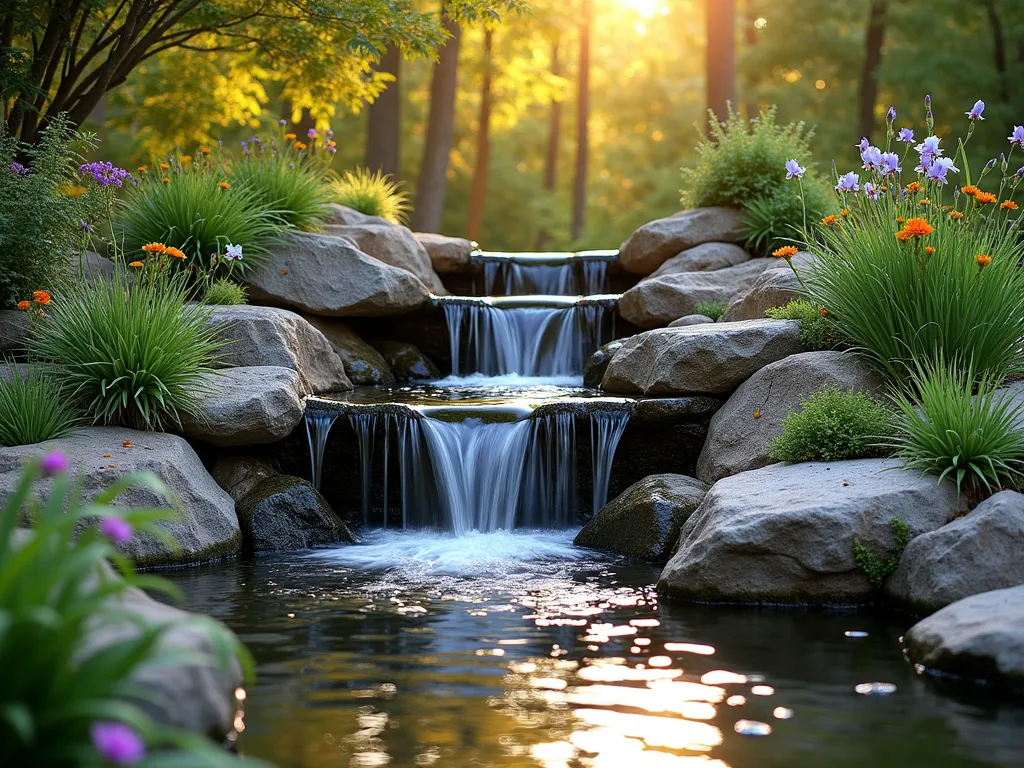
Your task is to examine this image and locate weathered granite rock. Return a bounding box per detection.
[696,351,886,483]
[325,223,446,293]
[584,340,628,389]
[601,320,804,396]
[414,232,478,273]
[633,397,722,424]
[0,309,29,357]
[620,259,772,328]
[619,208,747,276]
[373,340,440,381]
[658,459,964,604]
[0,428,241,567]
[322,203,396,227]
[236,475,355,553]
[669,314,716,327]
[575,474,709,563]
[302,315,395,385]
[650,242,751,278]
[722,266,804,322]
[245,232,430,318]
[79,250,116,282]
[178,366,304,447]
[0,362,31,382]
[887,492,1024,615]
[206,304,351,394]
[905,585,1024,692]
[210,455,280,503]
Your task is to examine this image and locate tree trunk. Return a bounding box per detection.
[983,0,1009,103]
[366,46,402,177]
[706,0,736,131]
[466,29,494,243]
[537,38,562,250]
[742,0,759,119]
[857,2,886,143]
[412,11,462,234]
[571,0,591,242]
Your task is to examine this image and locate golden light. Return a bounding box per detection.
[754,17,768,29]
[619,0,669,21]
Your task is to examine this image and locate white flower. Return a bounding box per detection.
[225,243,243,261]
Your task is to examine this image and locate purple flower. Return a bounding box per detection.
[915,135,943,171]
[41,451,69,477]
[307,128,317,139]
[1018,166,1024,180]
[861,145,883,170]
[898,128,915,143]
[856,137,870,152]
[326,129,334,139]
[91,722,145,765]
[81,220,93,233]
[1009,126,1024,149]
[10,161,27,176]
[879,152,901,176]
[240,140,248,148]
[328,145,337,154]
[967,100,986,120]
[224,243,243,261]
[785,159,806,180]
[886,106,897,122]
[864,182,879,201]
[926,157,959,185]
[836,172,860,193]
[78,161,130,188]
[925,94,932,107]
[278,118,287,126]
[99,517,133,544]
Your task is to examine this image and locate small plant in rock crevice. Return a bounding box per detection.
[853,517,911,588]
[327,167,411,224]
[693,300,727,321]
[765,299,847,351]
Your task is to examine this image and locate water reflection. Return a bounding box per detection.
[162,531,1024,768]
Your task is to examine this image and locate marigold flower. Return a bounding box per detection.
[899,217,934,238]
[1002,200,1019,210]
[16,300,30,311]
[142,242,166,254]
[918,199,931,206]
[925,247,935,255]
[161,177,170,184]
[771,245,799,259]
[128,261,144,268]
[949,211,964,220]
[961,185,980,197]
[976,254,992,268]
[137,166,147,173]
[32,290,51,305]
[200,147,211,155]
[841,209,850,218]
[906,182,923,194]
[294,141,307,150]
[164,247,186,260]
[896,218,906,224]
[218,181,231,190]
[284,133,297,141]
[821,215,839,226]
[159,162,170,170]
[976,191,997,204]
[281,269,289,275]
[818,307,828,317]
[895,230,913,242]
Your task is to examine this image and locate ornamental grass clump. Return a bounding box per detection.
[0,368,81,447]
[328,167,411,224]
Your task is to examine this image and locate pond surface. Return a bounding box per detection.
[164,531,1024,768]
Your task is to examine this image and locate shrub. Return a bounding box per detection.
[0,368,81,447]
[742,181,832,256]
[890,360,1024,495]
[328,167,411,224]
[765,299,847,351]
[203,278,248,306]
[27,273,221,431]
[0,455,267,767]
[0,114,104,309]
[693,300,727,321]
[228,150,330,231]
[769,385,895,463]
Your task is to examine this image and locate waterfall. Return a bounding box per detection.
[590,411,630,515]
[475,251,616,296]
[304,409,340,491]
[521,410,577,528]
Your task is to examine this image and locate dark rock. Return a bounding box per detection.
[236,475,356,553]
[210,455,280,503]
[372,340,441,381]
[303,315,396,385]
[584,340,627,388]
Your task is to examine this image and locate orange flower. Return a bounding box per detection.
[821,214,839,226]
[976,254,992,268]
[771,245,799,259]
[327,140,337,149]
[899,217,934,238]
[200,147,211,155]
[159,162,170,171]
[164,247,186,260]
[161,177,170,184]
[1001,200,1019,210]
[895,230,913,242]
[906,182,923,194]
[976,192,997,204]
[294,141,307,150]
[284,133,297,141]
[818,307,828,317]
[949,211,964,220]
[218,181,230,190]
[142,242,167,254]
[925,247,935,256]
[961,185,980,197]
[16,300,30,311]
[128,260,144,268]
[896,217,906,224]
[137,166,147,173]
[841,209,850,218]
[918,199,931,206]
[32,290,51,305]
[752,410,761,419]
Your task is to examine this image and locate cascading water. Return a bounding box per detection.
[477,251,615,296]
[304,409,339,491]
[590,411,630,514]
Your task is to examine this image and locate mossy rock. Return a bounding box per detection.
[236,475,356,553]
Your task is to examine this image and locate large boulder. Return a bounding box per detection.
[649,242,751,278]
[887,492,1024,615]
[0,428,241,567]
[0,309,29,357]
[177,366,304,447]
[325,223,446,293]
[302,315,396,385]
[905,586,1024,692]
[373,340,441,381]
[80,250,116,282]
[620,259,772,328]
[236,475,355,553]
[601,320,803,396]
[206,305,351,394]
[322,203,396,227]
[414,232,478,274]
[210,455,280,503]
[583,340,627,389]
[669,314,715,328]
[658,460,964,604]
[619,208,747,276]
[696,351,886,483]
[574,474,709,563]
[245,231,430,318]
[722,266,803,322]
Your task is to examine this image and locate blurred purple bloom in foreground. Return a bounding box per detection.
[99,517,133,544]
[41,452,68,477]
[92,723,145,765]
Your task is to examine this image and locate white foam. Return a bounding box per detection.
[429,374,584,389]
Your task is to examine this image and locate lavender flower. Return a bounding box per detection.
[240,140,248,149]
[856,137,870,152]
[785,159,806,180]
[925,94,931,107]
[224,243,243,261]
[926,157,959,185]
[898,128,915,143]
[860,145,883,170]
[78,161,131,188]
[1009,126,1024,149]
[864,182,880,201]
[307,128,317,139]
[10,161,27,176]
[81,220,93,233]
[278,118,288,126]
[91,723,145,765]
[835,172,860,193]
[915,135,943,171]
[1018,166,1024,181]
[966,100,986,120]
[886,106,897,122]
[99,517,133,544]
[40,451,69,477]
[982,157,997,177]
[879,152,901,176]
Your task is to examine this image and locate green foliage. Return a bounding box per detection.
[203,279,248,306]
[741,180,831,256]
[117,163,287,271]
[0,114,102,309]
[0,457,268,767]
[769,385,895,463]
[0,369,81,447]
[853,518,911,589]
[693,300,727,321]
[765,299,847,351]
[327,168,411,224]
[27,273,221,432]
[890,360,1024,495]
[228,150,330,232]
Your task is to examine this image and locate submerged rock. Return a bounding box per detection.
[303,315,396,385]
[584,340,627,388]
[905,585,1024,693]
[601,319,803,396]
[325,222,447,293]
[236,475,355,553]
[373,340,441,381]
[619,208,747,276]
[575,474,709,563]
[887,491,1024,615]
[414,232,478,274]
[211,455,280,503]
[658,459,964,604]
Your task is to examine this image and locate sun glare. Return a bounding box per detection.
[619,0,669,21]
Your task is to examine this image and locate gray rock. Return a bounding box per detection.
[236,475,355,553]
[888,491,1024,614]
[650,242,751,278]
[301,315,395,385]
[177,366,304,447]
[206,304,351,394]
[722,266,804,322]
[245,231,430,318]
[414,232,478,273]
[373,340,440,381]
[575,474,709,563]
[620,259,772,328]
[696,351,886,483]
[669,314,716,327]
[0,362,31,382]
[0,428,241,567]
[619,208,747,276]
[633,397,722,424]
[601,319,804,396]
[79,250,116,282]
[210,455,280,503]
[584,340,627,389]
[905,585,1024,692]
[325,223,447,293]
[0,309,29,357]
[658,459,964,604]
[322,203,396,227]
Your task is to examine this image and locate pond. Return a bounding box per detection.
[164,531,1024,768]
